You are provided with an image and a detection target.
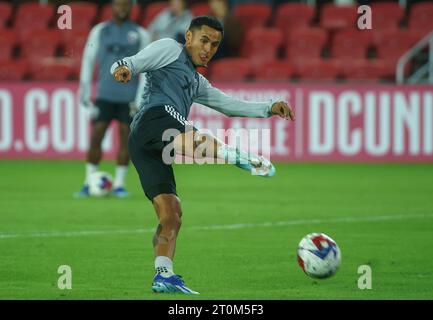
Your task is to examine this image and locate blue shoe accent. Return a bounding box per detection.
[73,185,89,198]
[112,187,130,198]
[152,274,199,294]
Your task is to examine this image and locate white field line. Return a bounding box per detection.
[0,213,432,240]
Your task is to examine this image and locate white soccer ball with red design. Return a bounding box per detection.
[297,233,341,279]
[88,171,113,197]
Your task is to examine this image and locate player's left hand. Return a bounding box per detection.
[113,65,132,83]
[271,101,295,121]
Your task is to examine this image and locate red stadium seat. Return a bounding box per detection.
[0,30,16,61]
[340,59,387,81]
[285,28,327,60]
[253,60,293,81]
[233,4,272,32]
[241,28,283,66]
[60,29,90,78]
[409,2,433,37]
[209,58,251,81]
[331,29,371,60]
[68,2,98,31]
[141,2,168,27]
[30,58,74,81]
[371,2,404,30]
[0,2,12,27]
[0,60,29,81]
[295,58,341,80]
[374,58,411,78]
[321,4,358,30]
[14,3,54,40]
[61,29,89,68]
[375,30,419,61]
[20,30,61,62]
[100,4,141,22]
[274,3,315,37]
[196,66,208,77]
[191,3,210,16]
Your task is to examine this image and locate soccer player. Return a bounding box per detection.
[75,0,151,198]
[111,16,294,294]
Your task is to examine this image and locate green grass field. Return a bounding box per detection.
[0,160,432,300]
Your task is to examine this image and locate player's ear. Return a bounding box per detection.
[185,30,192,45]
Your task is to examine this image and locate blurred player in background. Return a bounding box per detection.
[111,16,294,294]
[148,0,193,42]
[75,0,151,198]
[208,0,243,59]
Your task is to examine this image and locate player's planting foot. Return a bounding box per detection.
[152,274,199,295]
[73,185,90,198]
[111,187,130,198]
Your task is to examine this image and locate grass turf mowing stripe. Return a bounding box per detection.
[1,213,432,240]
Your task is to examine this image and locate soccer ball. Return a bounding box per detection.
[297,233,341,279]
[88,171,113,197]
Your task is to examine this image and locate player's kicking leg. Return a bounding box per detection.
[74,121,110,198]
[174,130,276,177]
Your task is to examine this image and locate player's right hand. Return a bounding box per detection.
[113,65,132,83]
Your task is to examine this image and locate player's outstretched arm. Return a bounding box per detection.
[194,74,295,120]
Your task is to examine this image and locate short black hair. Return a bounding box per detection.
[188,16,224,37]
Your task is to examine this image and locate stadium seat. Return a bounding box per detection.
[30,58,74,81]
[0,30,16,61]
[0,60,29,81]
[68,2,98,31]
[100,4,141,22]
[409,2,433,37]
[233,4,272,32]
[253,60,293,81]
[285,28,328,61]
[371,2,404,30]
[294,59,341,80]
[339,59,387,81]
[14,3,54,40]
[61,29,89,67]
[274,3,315,37]
[374,57,411,78]
[191,3,210,16]
[141,2,168,27]
[321,4,358,30]
[196,66,208,77]
[241,28,283,66]
[0,2,12,27]
[209,58,251,81]
[331,29,371,60]
[20,30,61,62]
[375,30,419,61]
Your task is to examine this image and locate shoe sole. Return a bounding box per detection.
[152,282,199,295]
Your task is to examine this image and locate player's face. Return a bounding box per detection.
[185,25,222,67]
[112,0,132,21]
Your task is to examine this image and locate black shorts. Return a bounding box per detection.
[128,105,196,201]
[93,99,132,124]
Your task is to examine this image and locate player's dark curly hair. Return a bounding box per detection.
[188,16,224,38]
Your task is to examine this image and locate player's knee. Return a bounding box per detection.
[159,214,181,231]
